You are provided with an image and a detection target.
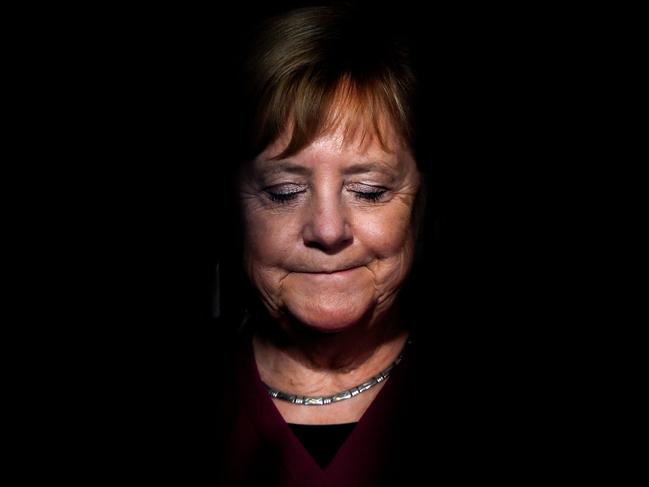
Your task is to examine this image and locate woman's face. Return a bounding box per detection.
[239,126,420,333]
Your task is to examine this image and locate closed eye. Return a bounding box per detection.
[353,189,387,202]
[264,184,306,204]
[267,191,300,203]
[347,183,388,203]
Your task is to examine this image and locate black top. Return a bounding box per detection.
[288,423,357,468]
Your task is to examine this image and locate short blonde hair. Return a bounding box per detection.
[242,6,417,160]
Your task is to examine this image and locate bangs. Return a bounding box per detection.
[255,74,413,159]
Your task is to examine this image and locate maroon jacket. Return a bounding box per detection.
[215,321,559,485]
[222,336,420,486]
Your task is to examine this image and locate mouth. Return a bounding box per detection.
[298,265,364,275]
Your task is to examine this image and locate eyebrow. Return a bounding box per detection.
[258,161,312,176]
[257,160,399,181]
[342,162,397,178]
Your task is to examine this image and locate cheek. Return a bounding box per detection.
[241,211,293,311]
[357,208,416,299]
[242,205,299,275]
[356,210,413,257]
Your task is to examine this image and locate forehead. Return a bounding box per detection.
[252,137,415,188]
[260,129,393,162]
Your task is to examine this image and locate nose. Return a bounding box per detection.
[302,190,352,253]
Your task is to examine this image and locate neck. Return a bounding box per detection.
[252,307,408,396]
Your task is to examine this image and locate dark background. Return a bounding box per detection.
[77,1,596,482]
[109,1,563,325]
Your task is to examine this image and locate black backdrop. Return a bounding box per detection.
[88,2,590,482]
[113,2,555,325]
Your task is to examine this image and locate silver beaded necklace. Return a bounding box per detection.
[263,340,410,406]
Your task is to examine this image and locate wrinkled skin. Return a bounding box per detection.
[239,127,420,334]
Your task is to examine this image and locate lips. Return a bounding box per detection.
[302,266,361,274]
[289,262,369,274]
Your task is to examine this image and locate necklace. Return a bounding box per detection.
[263,339,410,406]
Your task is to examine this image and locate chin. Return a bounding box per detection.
[286,298,373,333]
[278,270,378,332]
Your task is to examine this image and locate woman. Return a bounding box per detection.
[220,5,434,484]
